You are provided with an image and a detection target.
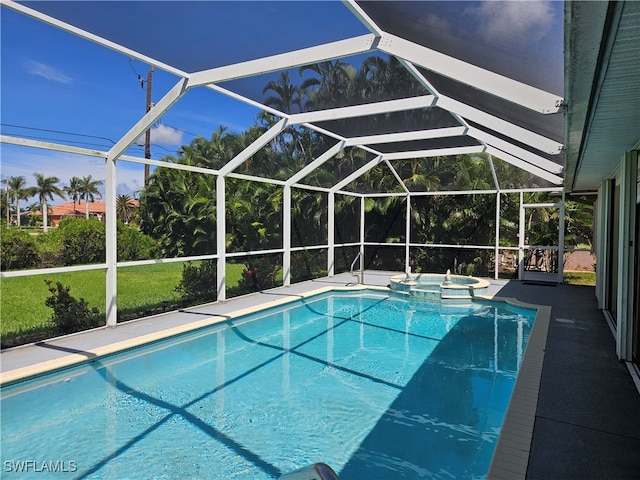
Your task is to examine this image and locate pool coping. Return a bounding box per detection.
[1,281,549,480]
[486,297,551,480]
[0,284,373,386]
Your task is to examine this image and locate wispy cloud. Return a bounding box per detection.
[466,0,555,45]
[24,59,72,84]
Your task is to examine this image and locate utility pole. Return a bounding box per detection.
[144,66,154,187]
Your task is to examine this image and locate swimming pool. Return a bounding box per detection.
[1,289,536,479]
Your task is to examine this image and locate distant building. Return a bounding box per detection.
[32,200,137,226]
[34,201,106,226]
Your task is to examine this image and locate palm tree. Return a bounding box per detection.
[7,176,28,227]
[29,173,64,232]
[262,71,301,115]
[64,176,82,217]
[299,60,355,109]
[2,179,9,227]
[78,175,104,219]
[116,194,136,224]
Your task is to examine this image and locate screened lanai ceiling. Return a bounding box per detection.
[1,0,565,190]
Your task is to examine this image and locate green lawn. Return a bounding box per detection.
[0,262,246,343]
[563,272,596,286]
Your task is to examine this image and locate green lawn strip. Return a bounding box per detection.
[1,273,60,337]
[1,261,248,341]
[563,272,596,286]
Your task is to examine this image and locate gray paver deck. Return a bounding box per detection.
[492,281,640,480]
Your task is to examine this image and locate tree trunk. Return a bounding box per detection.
[42,198,48,233]
[16,198,20,227]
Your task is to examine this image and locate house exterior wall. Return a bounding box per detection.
[596,149,639,367]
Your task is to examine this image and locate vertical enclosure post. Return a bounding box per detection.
[405,194,411,274]
[558,190,566,283]
[360,196,366,282]
[283,185,291,286]
[328,192,335,276]
[495,191,501,279]
[518,192,525,280]
[105,156,117,327]
[216,175,226,301]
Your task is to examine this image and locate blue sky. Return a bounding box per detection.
[0,1,563,203]
[0,1,365,201]
[0,6,263,200]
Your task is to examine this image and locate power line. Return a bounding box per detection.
[129,57,146,89]
[2,122,183,157]
[2,133,114,150]
[1,123,116,144]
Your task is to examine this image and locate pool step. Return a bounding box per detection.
[410,288,441,301]
[410,288,476,303]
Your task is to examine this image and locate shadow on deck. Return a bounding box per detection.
[493,281,640,479]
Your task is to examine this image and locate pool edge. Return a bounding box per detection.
[486,296,551,480]
[0,285,380,386]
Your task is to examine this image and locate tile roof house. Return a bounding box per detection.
[44,201,107,226]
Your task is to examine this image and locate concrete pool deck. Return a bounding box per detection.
[1,271,639,479]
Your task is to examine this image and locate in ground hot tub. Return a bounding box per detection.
[389,271,490,302]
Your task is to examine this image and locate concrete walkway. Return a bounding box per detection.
[492,281,640,480]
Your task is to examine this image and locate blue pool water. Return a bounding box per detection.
[1,290,535,479]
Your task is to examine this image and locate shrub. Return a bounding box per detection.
[0,226,40,270]
[117,222,157,261]
[238,256,279,292]
[58,217,106,265]
[35,228,63,267]
[44,279,102,334]
[290,251,327,282]
[175,260,217,303]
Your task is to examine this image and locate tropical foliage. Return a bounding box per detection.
[0,54,598,347]
[7,175,28,227]
[116,194,138,224]
[136,55,589,280]
[78,175,103,219]
[0,225,40,270]
[28,172,64,232]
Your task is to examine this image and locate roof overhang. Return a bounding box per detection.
[564,1,640,193]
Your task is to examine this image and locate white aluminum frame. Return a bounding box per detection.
[0,0,569,331]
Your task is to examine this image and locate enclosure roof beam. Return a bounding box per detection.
[331,155,384,193]
[467,127,563,174]
[218,118,289,176]
[342,0,385,37]
[382,145,483,161]
[344,126,467,147]
[187,34,377,87]
[1,0,187,78]
[436,96,564,155]
[289,95,436,125]
[108,78,190,162]
[378,32,563,114]
[286,140,346,186]
[485,145,563,185]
